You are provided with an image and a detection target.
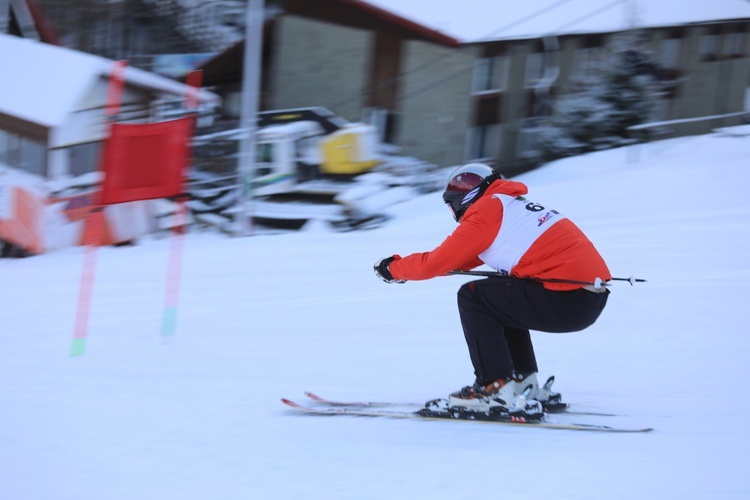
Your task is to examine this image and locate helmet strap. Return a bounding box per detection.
[472,171,499,199]
[455,171,500,220]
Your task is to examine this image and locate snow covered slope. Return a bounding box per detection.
[1,128,749,499]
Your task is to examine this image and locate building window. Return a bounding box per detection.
[465,124,501,161]
[5,134,21,166]
[0,129,8,165]
[0,129,47,177]
[700,33,720,61]
[724,30,746,58]
[67,142,101,177]
[473,94,501,125]
[524,52,545,88]
[472,56,509,94]
[20,139,46,177]
[660,37,682,69]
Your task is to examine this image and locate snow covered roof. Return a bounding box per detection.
[363,0,750,43]
[0,34,219,129]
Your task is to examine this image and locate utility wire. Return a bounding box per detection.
[332,0,577,109]
[397,0,631,103]
[333,0,630,109]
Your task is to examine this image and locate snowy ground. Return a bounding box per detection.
[2,129,749,499]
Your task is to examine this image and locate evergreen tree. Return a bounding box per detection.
[537,32,661,160]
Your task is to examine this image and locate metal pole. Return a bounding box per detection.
[447,270,646,286]
[237,0,264,236]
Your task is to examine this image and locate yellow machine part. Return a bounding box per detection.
[319,128,381,175]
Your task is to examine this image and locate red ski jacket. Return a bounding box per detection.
[388,179,611,291]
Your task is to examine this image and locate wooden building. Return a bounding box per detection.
[199,0,750,172]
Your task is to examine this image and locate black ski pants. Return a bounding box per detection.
[457,278,609,384]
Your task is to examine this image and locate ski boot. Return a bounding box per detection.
[428,378,544,421]
[517,373,568,413]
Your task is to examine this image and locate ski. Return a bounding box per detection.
[282,399,652,433]
[304,391,619,417]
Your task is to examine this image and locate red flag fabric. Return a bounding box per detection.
[99,117,193,205]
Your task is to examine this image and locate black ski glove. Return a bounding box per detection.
[374,256,405,284]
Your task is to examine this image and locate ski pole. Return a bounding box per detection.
[447,270,646,287]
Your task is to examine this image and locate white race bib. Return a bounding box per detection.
[479,194,566,273]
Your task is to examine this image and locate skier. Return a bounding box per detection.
[373,163,611,417]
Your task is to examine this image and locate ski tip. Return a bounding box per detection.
[281,398,302,408]
[304,391,323,401]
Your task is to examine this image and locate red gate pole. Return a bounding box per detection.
[70,60,126,356]
[70,206,104,356]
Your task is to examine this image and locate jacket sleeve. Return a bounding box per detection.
[388,197,502,281]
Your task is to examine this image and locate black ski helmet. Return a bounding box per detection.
[442,163,500,221]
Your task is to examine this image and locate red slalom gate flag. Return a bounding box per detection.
[73,62,198,355]
[99,117,193,205]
